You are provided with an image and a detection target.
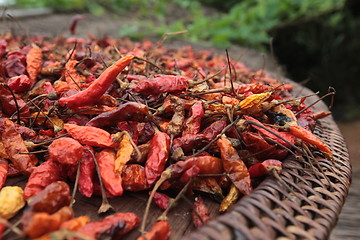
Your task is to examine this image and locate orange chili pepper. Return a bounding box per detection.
[59,55,133,108]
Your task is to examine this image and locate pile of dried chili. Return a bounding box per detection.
[0,29,333,240]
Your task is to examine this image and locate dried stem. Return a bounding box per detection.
[69,159,81,208]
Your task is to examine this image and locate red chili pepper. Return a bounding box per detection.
[86,102,149,128]
[64,123,117,148]
[192,177,224,202]
[58,55,134,108]
[217,136,252,195]
[96,148,123,196]
[191,196,210,228]
[242,131,288,160]
[0,84,30,120]
[180,165,200,184]
[48,137,84,165]
[132,75,189,95]
[23,160,65,200]
[244,115,295,147]
[7,75,32,93]
[0,118,37,174]
[150,192,173,210]
[26,181,71,214]
[76,212,140,239]
[200,118,227,141]
[69,14,85,35]
[145,132,170,185]
[122,164,150,191]
[0,158,8,190]
[78,146,95,198]
[248,159,283,178]
[172,134,209,153]
[0,221,6,239]
[183,101,204,135]
[289,124,333,159]
[137,220,171,240]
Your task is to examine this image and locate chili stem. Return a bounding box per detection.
[69,160,81,208]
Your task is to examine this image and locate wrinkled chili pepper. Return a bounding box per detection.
[145,132,170,185]
[122,164,150,191]
[219,184,240,213]
[64,123,117,148]
[242,131,288,160]
[26,44,43,85]
[26,181,71,213]
[180,165,200,184]
[248,159,283,178]
[191,196,210,228]
[288,124,333,160]
[96,148,123,196]
[0,159,8,190]
[200,118,227,141]
[0,186,25,219]
[69,14,85,35]
[64,60,85,90]
[7,75,32,93]
[183,101,204,135]
[23,162,65,200]
[60,216,90,231]
[115,134,134,174]
[166,96,185,137]
[150,192,173,210]
[0,83,31,120]
[48,137,84,165]
[244,115,295,147]
[132,75,189,95]
[192,177,224,202]
[86,102,149,128]
[78,146,95,198]
[130,142,151,164]
[22,206,74,239]
[217,136,252,195]
[58,55,134,108]
[137,220,171,240]
[0,118,37,174]
[172,134,209,153]
[76,212,140,239]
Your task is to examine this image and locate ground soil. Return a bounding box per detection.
[2,11,359,240]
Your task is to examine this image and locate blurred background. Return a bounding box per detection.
[1,0,359,239]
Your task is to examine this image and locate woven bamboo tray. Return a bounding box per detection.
[183,79,352,240]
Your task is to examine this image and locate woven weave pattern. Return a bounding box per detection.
[183,81,351,240]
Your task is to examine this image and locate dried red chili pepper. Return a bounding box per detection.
[7,75,32,93]
[22,206,74,239]
[183,101,204,135]
[76,212,140,239]
[86,102,149,128]
[244,115,295,147]
[26,44,42,85]
[219,184,240,213]
[145,132,170,185]
[200,118,227,141]
[180,165,200,184]
[23,161,65,200]
[248,159,283,178]
[4,50,26,78]
[192,177,224,202]
[0,118,37,174]
[172,134,209,153]
[78,146,95,198]
[58,55,134,108]
[60,216,90,231]
[0,159,8,190]
[96,148,123,196]
[217,136,252,195]
[122,164,150,191]
[0,84,30,120]
[150,192,173,210]
[64,123,116,148]
[137,220,171,240]
[26,181,71,213]
[64,60,85,90]
[130,142,151,164]
[48,137,84,165]
[288,124,333,160]
[242,131,288,160]
[132,75,189,95]
[115,134,134,174]
[191,196,210,228]
[0,221,6,239]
